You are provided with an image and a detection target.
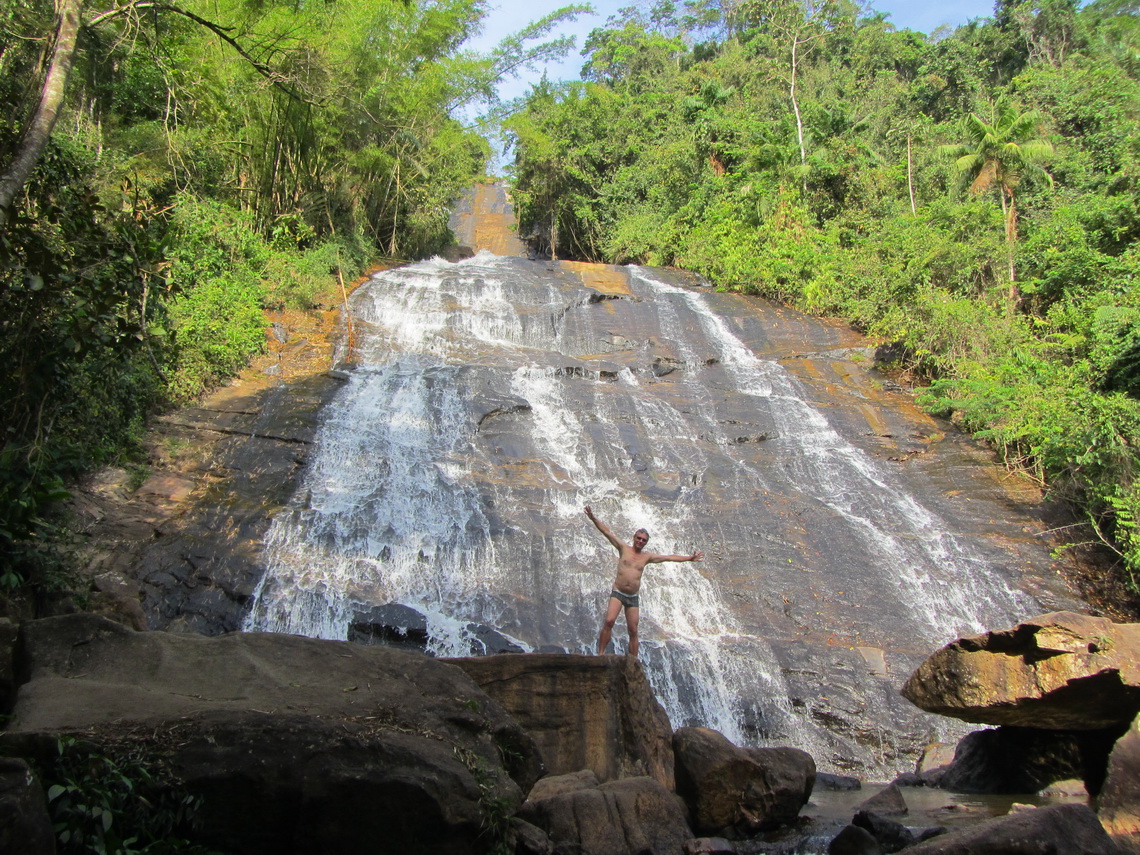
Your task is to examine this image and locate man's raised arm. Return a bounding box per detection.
[584,505,625,553]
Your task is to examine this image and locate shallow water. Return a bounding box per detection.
[746,783,1089,854]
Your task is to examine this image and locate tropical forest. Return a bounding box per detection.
[3,0,1140,613]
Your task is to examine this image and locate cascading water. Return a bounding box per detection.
[245,249,1044,776]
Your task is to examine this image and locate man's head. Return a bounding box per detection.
[633,528,649,551]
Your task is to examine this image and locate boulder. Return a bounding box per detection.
[899,803,1116,854]
[348,602,431,650]
[3,613,543,854]
[518,775,691,855]
[350,604,526,655]
[936,726,1120,794]
[901,611,1140,730]
[0,757,54,855]
[852,810,915,853]
[816,771,862,791]
[743,745,816,815]
[853,782,907,817]
[1098,711,1140,853]
[511,817,555,855]
[447,653,674,788]
[672,727,814,835]
[828,824,884,855]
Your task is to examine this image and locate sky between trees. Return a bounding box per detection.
[465,0,998,106]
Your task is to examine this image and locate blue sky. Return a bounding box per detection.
[464,0,997,105]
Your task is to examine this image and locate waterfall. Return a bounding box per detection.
[245,250,1037,775]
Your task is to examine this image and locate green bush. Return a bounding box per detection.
[40,737,211,855]
[163,198,269,401]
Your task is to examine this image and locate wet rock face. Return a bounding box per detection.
[901,611,1140,730]
[4,614,542,854]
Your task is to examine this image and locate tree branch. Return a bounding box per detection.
[89,2,307,101]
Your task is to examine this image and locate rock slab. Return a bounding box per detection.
[447,652,674,789]
[901,611,1140,729]
[3,614,543,854]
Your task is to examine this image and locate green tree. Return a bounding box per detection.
[939,102,1054,302]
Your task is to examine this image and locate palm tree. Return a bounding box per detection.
[940,103,1054,305]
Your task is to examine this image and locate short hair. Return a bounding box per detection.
[635,528,649,538]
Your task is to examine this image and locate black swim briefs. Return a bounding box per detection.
[610,589,640,609]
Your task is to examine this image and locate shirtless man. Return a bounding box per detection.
[585,505,703,657]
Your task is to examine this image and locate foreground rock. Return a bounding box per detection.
[900,803,1116,854]
[2,614,542,854]
[901,611,1140,730]
[447,652,674,788]
[518,773,691,855]
[672,726,814,836]
[1099,712,1140,853]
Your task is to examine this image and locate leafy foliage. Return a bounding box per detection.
[40,737,211,855]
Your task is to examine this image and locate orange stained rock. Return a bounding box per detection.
[471,184,527,257]
[558,260,634,298]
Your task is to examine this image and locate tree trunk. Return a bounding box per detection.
[0,0,82,223]
[907,134,916,216]
[1006,188,1019,306]
[790,34,807,198]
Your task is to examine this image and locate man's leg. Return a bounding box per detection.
[597,597,622,654]
[626,606,640,657]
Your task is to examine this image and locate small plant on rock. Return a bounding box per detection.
[40,736,213,855]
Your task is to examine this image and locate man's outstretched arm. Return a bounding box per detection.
[648,550,704,564]
[584,505,625,553]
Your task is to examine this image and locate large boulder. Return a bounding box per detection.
[935,725,1120,794]
[518,774,691,855]
[1098,711,1140,853]
[446,653,674,788]
[899,803,1116,854]
[672,727,814,836]
[901,611,1140,729]
[2,613,543,854]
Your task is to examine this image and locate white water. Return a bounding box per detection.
[245,250,1035,773]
